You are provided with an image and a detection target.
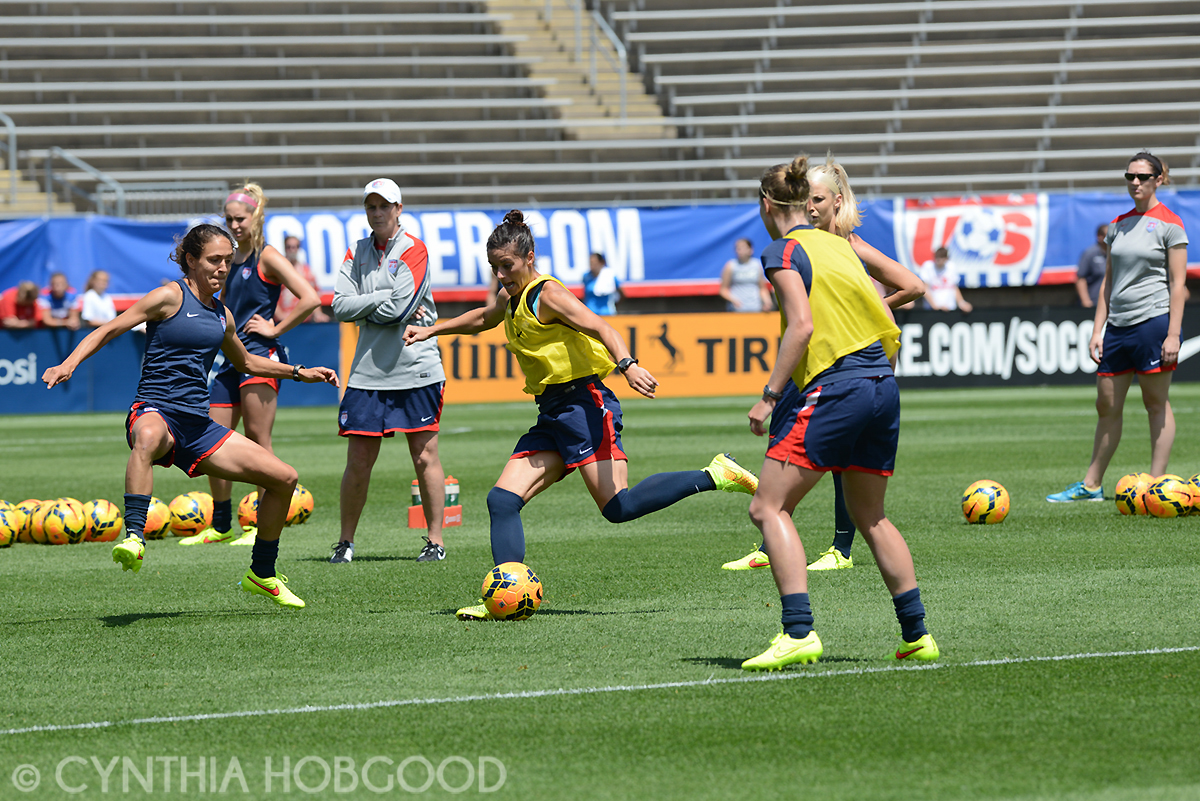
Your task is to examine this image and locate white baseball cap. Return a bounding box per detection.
[363,178,402,205]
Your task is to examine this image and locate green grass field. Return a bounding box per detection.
[3,385,1200,800]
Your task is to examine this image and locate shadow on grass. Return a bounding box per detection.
[9,610,277,627]
[430,608,665,617]
[296,555,417,563]
[681,654,869,671]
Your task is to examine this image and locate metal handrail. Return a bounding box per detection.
[0,112,16,206]
[590,9,627,118]
[45,146,125,216]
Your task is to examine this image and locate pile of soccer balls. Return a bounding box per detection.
[1115,473,1199,518]
[0,484,315,548]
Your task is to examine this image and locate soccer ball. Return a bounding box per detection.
[962,480,1010,524]
[15,499,41,543]
[29,500,56,544]
[43,498,88,545]
[481,562,543,621]
[1144,477,1192,518]
[169,492,212,536]
[1114,473,1152,516]
[83,499,123,543]
[286,484,314,526]
[144,496,172,539]
[0,507,19,547]
[238,491,259,529]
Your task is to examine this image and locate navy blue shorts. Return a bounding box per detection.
[338,383,444,437]
[1097,313,1174,376]
[513,375,626,470]
[767,376,899,475]
[126,401,234,477]
[209,342,288,406]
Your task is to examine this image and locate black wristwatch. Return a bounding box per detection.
[616,357,638,374]
[292,364,304,381]
[762,384,783,401]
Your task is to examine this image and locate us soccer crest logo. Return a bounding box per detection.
[340,411,348,426]
[242,266,252,280]
[893,194,1049,287]
[387,259,400,275]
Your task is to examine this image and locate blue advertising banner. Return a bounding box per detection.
[0,323,340,415]
[1,192,1197,299]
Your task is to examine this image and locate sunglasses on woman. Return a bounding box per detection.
[1124,172,1158,182]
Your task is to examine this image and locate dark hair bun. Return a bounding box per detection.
[502,209,526,227]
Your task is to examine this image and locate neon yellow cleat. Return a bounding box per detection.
[742,630,823,671]
[178,526,236,546]
[239,570,305,608]
[228,526,257,546]
[722,547,771,570]
[112,535,145,573]
[705,453,759,495]
[894,633,939,662]
[456,600,495,621]
[808,546,853,571]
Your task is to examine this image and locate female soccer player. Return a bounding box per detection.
[741,155,937,670]
[1047,152,1188,502]
[331,178,448,564]
[43,224,338,608]
[724,157,925,573]
[180,184,322,547]
[403,210,760,620]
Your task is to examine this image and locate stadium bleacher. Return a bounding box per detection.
[0,0,1198,214]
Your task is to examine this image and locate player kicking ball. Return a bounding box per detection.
[403,210,759,620]
[42,224,338,608]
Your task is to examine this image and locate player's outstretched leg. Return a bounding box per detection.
[598,454,756,523]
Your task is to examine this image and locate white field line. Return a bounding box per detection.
[4,646,1196,737]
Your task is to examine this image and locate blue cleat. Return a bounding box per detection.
[1046,481,1104,503]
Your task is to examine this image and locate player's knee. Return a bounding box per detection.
[747,496,772,528]
[600,492,626,524]
[487,486,525,517]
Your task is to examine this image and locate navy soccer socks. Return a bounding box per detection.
[831,473,856,558]
[122,493,150,544]
[601,470,714,523]
[212,498,233,533]
[892,587,929,641]
[488,487,527,564]
[250,537,279,579]
[781,593,814,639]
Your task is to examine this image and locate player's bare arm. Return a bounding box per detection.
[404,290,507,344]
[42,284,181,388]
[221,307,338,386]
[247,244,321,338]
[850,234,926,309]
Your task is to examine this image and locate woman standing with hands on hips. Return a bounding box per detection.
[404,210,761,620]
[741,155,937,670]
[181,184,322,547]
[42,224,338,607]
[1047,152,1188,502]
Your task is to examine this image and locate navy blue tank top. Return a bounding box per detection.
[135,280,228,416]
[221,249,282,355]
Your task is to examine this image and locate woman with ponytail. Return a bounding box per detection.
[1047,151,1188,503]
[404,210,761,620]
[741,154,938,670]
[724,155,925,573]
[180,183,322,547]
[43,224,338,607]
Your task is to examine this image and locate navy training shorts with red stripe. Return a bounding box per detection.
[766,376,900,475]
[209,344,288,406]
[338,383,444,437]
[512,375,627,471]
[1097,313,1174,376]
[126,401,234,477]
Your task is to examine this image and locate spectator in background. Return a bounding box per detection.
[276,236,331,323]
[39,272,81,330]
[0,281,42,329]
[81,270,117,327]
[1076,223,1109,308]
[582,252,622,315]
[918,247,972,313]
[720,238,772,312]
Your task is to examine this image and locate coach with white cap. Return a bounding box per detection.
[330,178,448,565]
